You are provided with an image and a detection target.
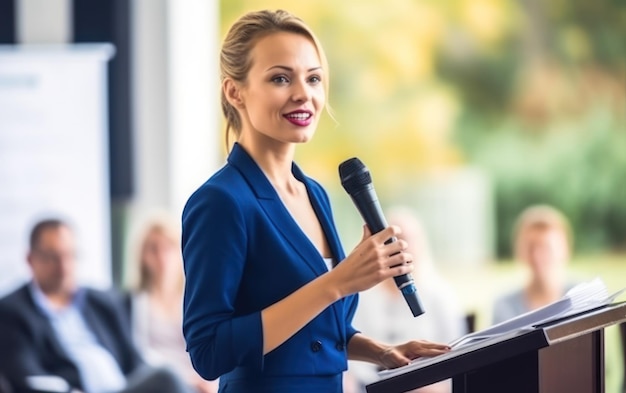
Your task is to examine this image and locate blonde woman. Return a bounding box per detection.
[181,9,449,393]
[492,205,576,324]
[127,213,217,393]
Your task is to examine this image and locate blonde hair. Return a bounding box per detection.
[512,204,573,255]
[220,9,330,149]
[127,211,183,292]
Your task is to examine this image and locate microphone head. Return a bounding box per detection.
[338,157,372,195]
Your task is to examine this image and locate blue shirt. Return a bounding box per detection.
[29,283,127,393]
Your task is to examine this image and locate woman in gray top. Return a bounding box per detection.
[492,205,576,325]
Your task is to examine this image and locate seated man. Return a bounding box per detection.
[0,218,191,393]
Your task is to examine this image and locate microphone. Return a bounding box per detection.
[339,157,425,317]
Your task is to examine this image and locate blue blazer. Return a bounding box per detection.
[182,143,359,392]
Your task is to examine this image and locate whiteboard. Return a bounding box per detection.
[0,44,114,296]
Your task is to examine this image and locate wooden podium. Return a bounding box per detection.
[366,302,626,393]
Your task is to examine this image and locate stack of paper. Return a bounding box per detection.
[377,278,625,380]
[448,277,623,349]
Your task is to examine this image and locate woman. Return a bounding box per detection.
[128,213,218,393]
[182,9,450,393]
[492,205,575,325]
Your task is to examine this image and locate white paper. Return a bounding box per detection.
[378,278,625,381]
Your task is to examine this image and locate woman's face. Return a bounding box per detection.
[235,31,325,145]
[142,229,181,283]
[517,226,569,278]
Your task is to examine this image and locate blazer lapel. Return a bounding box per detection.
[81,294,118,359]
[295,169,349,338]
[228,144,329,277]
[228,145,348,339]
[21,286,77,368]
[302,180,345,267]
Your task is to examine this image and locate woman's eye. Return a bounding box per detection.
[309,75,321,84]
[272,75,289,84]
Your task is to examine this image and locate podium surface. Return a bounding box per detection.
[367,301,626,393]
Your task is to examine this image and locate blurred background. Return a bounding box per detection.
[219,0,626,323]
[0,0,624,390]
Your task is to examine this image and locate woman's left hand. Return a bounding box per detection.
[378,340,451,369]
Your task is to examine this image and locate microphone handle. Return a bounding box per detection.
[349,186,425,317]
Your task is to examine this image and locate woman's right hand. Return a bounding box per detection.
[259,225,412,355]
[329,225,413,297]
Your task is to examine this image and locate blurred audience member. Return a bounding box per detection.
[492,205,626,391]
[125,212,217,393]
[348,206,467,393]
[0,218,190,393]
[492,205,575,325]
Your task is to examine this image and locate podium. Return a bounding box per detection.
[366,301,626,393]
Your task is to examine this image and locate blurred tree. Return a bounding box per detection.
[219,0,626,257]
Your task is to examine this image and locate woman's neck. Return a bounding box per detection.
[146,284,182,319]
[147,278,180,297]
[146,275,181,302]
[525,274,565,309]
[238,138,296,191]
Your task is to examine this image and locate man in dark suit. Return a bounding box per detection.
[0,218,191,393]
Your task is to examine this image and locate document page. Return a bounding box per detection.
[449,278,622,349]
[377,278,625,381]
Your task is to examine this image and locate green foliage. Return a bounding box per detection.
[219,0,626,258]
[465,108,626,257]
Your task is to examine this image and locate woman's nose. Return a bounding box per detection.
[290,79,311,102]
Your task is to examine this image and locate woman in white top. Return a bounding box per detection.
[127,212,218,393]
[348,206,467,393]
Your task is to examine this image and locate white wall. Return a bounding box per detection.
[167,0,221,217]
[130,0,221,222]
[0,45,114,295]
[16,0,72,44]
[1,0,222,293]
[131,0,172,212]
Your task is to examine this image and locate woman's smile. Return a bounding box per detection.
[283,110,313,126]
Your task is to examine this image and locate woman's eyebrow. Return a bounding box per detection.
[265,65,322,72]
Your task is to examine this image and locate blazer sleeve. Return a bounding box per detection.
[345,294,360,342]
[310,178,361,343]
[182,185,264,380]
